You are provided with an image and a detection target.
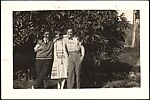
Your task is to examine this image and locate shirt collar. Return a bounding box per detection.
[44,40,49,44]
[68,37,74,40]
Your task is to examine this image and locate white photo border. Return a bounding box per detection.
[1,1,149,99]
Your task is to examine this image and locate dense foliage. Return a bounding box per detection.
[13,10,130,80]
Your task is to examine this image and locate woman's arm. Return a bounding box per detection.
[53,41,57,59]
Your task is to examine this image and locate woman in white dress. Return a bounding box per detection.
[51,31,68,89]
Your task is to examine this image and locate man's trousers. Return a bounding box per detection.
[67,51,81,89]
[34,59,53,89]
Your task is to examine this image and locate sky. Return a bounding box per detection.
[118,10,133,24]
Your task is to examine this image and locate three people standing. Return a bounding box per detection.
[34,28,85,89]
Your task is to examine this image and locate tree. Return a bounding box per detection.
[13,10,130,79]
[131,10,140,48]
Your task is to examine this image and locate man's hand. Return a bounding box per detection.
[34,44,42,52]
[80,44,85,62]
[80,55,84,62]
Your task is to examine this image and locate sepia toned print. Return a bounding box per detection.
[13,10,140,89]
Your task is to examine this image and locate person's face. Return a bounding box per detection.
[43,32,50,40]
[56,31,61,38]
[67,29,73,38]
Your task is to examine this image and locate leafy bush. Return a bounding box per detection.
[102,79,140,88]
[13,10,130,80]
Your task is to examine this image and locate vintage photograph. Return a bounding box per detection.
[1,1,149,99]
[13,10,140,89]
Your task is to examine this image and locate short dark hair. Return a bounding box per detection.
[43,29,50,34]
[43,31,50,35]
